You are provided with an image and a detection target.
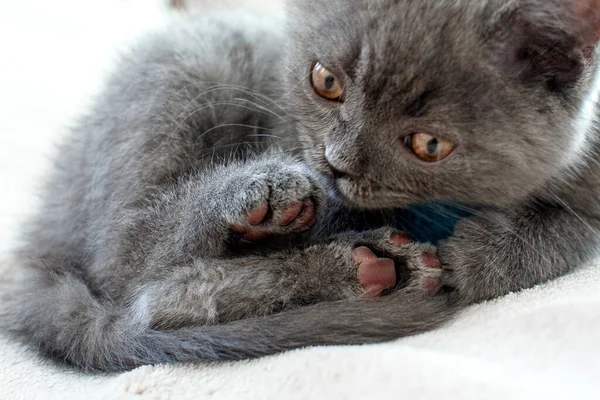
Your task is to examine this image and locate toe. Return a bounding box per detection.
[246,203,269,226]
[389,232,412,246]
[422,276,441,292]
[278,201,303,226]
[421,253,442,269]
[294,199,316,231]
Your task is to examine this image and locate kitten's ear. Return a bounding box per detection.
[499,0,600,89]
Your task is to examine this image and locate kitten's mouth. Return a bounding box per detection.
[329,173,378,208]
[326,160,348,180]
[327,169,414,209]
[321,155,406,208]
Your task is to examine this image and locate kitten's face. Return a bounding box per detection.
[286,0,599,209]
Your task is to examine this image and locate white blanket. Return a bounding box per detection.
[1,1,598,399]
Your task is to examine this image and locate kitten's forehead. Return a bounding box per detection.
[289,0,494,118]
[290,0,487,80]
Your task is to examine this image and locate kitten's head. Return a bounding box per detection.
[284,0,600,209]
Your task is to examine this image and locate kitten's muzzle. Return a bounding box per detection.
[326,159,349,180]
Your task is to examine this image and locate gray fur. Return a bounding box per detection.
[3,0,600,371]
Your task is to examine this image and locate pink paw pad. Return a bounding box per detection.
[246,203,269,226]
[422,277,441,292]
[294,200,316,231]
[278,201,303,226]
[421,253,442,269]
[231,225,270,241]
[232,204,270,241]
[276,199,316,231]
[420,253,442,292]
[353,246,397,298]
[389,233,412,246]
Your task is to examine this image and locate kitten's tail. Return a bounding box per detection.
[3,262,459,372]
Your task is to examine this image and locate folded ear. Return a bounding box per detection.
[498,0,600,90]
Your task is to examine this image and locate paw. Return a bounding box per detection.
[348,228,443,298]
[438,238,490,303]
[223,162,323,242]
[436,214,517,303]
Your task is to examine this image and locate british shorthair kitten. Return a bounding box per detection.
[3,0,600,371]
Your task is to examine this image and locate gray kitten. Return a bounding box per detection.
[3,0,600,371]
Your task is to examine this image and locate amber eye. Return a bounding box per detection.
[403,132,455,162]
[310,62,344,101]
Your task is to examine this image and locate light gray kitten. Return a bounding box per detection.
[3,0,600,371]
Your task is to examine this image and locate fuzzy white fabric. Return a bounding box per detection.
[1,1,599,399]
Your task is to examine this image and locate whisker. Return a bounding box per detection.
[230,98,289,123]
[549,195,600,242]
[178,101,286,126]
[170,82,289,116]
[197,123,270,139]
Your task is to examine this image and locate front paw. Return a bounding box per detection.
[221,160,325,243]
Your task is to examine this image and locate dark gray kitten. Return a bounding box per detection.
[4,0,600,371]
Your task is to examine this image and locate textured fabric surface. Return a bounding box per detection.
[1,1,598,399]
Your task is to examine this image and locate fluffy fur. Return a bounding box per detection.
[3,0,600,371]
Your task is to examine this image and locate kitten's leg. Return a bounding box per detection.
[133,228,443,329]
[437,203,600,303]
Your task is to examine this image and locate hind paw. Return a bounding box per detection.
[349,228,442,297]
